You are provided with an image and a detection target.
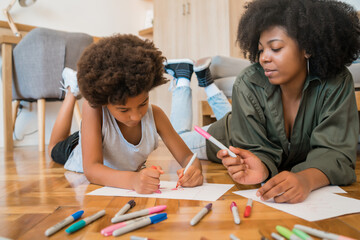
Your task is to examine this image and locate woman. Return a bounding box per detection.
[211,0,360,203]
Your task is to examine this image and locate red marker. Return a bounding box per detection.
[244,198,253,218]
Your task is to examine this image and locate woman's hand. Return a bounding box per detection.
[256,171,311,203]
[176,165,203,187]
[132,167,163,194]
[218,146,269,185]
[257,168,329,203]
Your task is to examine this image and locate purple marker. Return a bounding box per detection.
[190,203,212,226]
[114,200,136,217]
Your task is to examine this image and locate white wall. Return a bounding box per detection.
[0,0,153,147]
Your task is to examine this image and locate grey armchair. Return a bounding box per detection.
[12,27,93,151]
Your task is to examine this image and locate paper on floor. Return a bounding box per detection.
[87,180,234,201]
[233,186,360,221]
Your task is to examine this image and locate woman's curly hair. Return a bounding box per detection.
[237,0,360,78]
[77,34,167,107]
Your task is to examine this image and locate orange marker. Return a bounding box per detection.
[151,166,163,193]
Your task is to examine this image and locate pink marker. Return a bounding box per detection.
[111,205,167,223]
[194,125,236,157]
[230,202,241,224]
[101,214,155,236]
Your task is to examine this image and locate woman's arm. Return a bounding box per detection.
[152,105,203,187]
[81,101,161,194]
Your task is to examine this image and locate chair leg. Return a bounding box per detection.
[12,100,20,131]
[74,100,82,127]
[37,99,46,152]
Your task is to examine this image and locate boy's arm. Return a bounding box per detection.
[152,105,203,186]
[81,101,160,193]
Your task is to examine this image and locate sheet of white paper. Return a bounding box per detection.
[87,181,234,201]
[233,186,360,221]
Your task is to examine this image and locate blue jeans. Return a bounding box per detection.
[170,86,231,159]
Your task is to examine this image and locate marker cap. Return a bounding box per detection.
[148,205,167,214]
[72,210,84,220]
[150,213,167,224]
[194,126,211,139]
[65,220,86,233]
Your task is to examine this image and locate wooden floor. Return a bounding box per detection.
[1,142,360,240]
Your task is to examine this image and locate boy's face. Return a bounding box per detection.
[107,92,149,128]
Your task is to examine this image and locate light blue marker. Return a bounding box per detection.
[44,210,84,236]
[65,210,105,234]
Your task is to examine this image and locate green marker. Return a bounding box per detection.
[292,228,314,240]
[66,210,105,234]
[276,225,302,240]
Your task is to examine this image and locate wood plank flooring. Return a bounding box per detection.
[0,142,360,240]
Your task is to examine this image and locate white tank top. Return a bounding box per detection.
[64,105,159,173]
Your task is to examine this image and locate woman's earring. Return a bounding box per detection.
[307,58,310,75]
[305,53,311,75]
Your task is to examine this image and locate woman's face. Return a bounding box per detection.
[107,92,149,128]
[258,26,307,87]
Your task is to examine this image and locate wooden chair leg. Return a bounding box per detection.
[12,100,20,131]
[74,100,82,127]
[355,90,360,111]
[37,99,46,152]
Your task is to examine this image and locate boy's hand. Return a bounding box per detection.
[256,171,312,203]
[132,167,163,194]
[218,146,269,185]
[176,166,203,187]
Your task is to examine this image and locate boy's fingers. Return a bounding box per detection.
[151,165,164,174]
[179,168,198,186]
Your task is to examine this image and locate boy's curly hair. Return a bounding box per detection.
[237,0,360,78]
[77,34,167,107]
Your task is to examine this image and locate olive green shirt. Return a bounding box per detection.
[207,63,358,185]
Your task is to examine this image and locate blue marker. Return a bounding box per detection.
[113,213,167,237]
[45,210,84,236]
[65,210,105,234]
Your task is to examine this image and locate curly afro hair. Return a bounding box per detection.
[77,34,168,107]
[237,0,360,79]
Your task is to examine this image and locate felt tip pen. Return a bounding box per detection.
[230,202,240,224]
[101,214,156,236]
[229,233,240,240]
[113,213,167,237]
[44,210,84,236]
[190,203,212,226]
[276,225,302,240]
[271,232,285,240]
[244,198,253,218]
[130,236,153,240]
[65,210,105,234]
[294,224,356,240]
[292,228,314,240]
[176,153,197,188]
[114,200,136,217]
[194,126,236,157]
[111,205,167,223]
